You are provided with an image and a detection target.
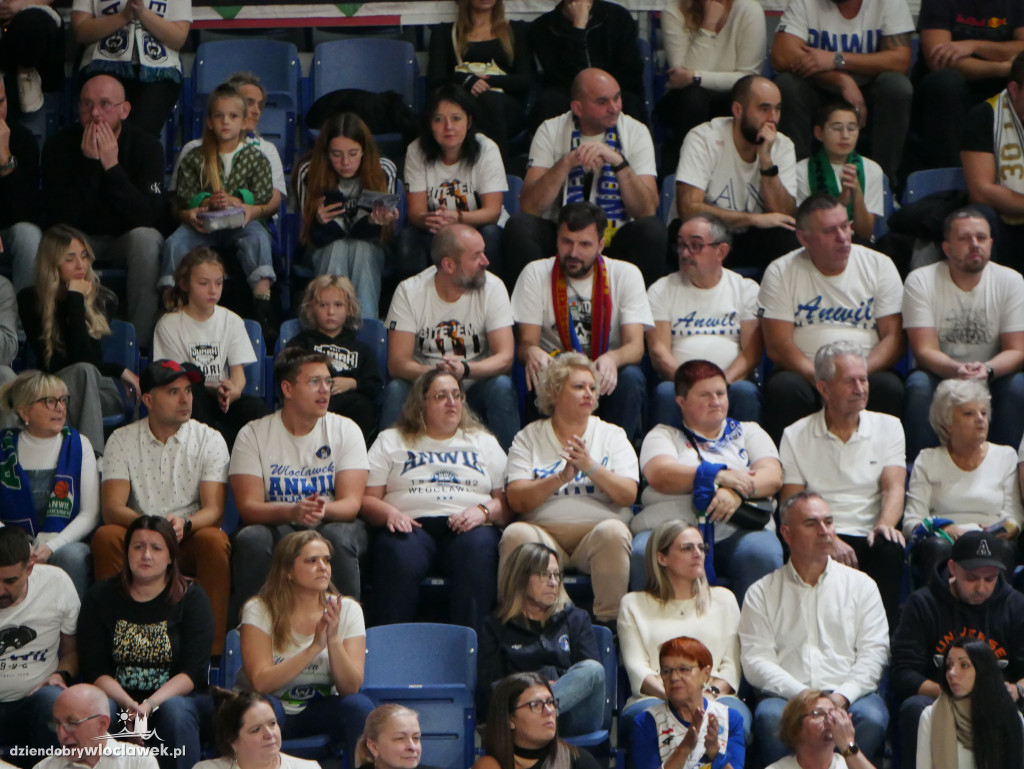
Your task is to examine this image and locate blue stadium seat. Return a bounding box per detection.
[220,629,336,760]
[658,174,677,225]
[638,38,654,122]
[901,167,966,206]
[241,318,268,407]
[363,623,477,769]
[504,175,524,217]
[101,319,140,428]
[563,624,620,763]
[874,174,895,241]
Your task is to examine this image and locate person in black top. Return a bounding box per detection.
[428,0,531,162]
[0,77,42,293]
[286,275,382,442]
[479,543,604,737]
[18,225,137,454]
[527,0,646,129]
[78,516,215,769]
[41,73,164,346]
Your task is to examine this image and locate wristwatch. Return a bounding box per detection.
[986,364,995,381]
[840,743,860,758]
[760,164,780,177]
[693,72,702,87]
[834,52,846,70]
[611,156,630,173]
[0,155,17,173]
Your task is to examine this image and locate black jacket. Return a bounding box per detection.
[478,604,599,718]
[892,565,1024,701]
[0,123,40,229]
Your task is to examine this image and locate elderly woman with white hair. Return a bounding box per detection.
[904,378,1023,580]
[502,353,639,626]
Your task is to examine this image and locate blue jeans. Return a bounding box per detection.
[552,659,606,736]
[650,379,761,431]
[104,692,213,769]
[160,222,274,290]
[381,375,519,450]
[48,540,92,600]
[754,693,888,766]
[0,686,62,765]
[629,528,781,604]
[272,691,375,760]
[597,364,647,445]
[905,369,1024,461]
[368,516,500,634]
[0,222,42,292]
[310,238,386,320]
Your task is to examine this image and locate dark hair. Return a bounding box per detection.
[795,192,843,230]
[942,206,990,241]
[484,673,577,769]
[673,359,727,397]
[418,85,481,164]
[1011,51,1024,87]
[557,201,607,235]
[0,526,32,567]
[729,74,767,105]
[120,516,188,603]
[211,688,277,757]
[939,636,1024,769]
[814,100,858,127]
[274,347,331,397]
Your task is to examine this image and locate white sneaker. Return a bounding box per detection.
[17,69,44,113]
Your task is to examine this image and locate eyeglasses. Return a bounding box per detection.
[660,664,699,678]
[676,240,721,253]
[515,698,559,713]
[79,99,125,113]
[50,714,104,733]
[429,390,464,403]
[532,570,562,583]
[301,376,334,390]
[802,709,833,722]
[34,395,69,410]
[674,543,710,555]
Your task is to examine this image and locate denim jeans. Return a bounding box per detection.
[552,659,606,736]
[597,364,647,445]
[160,221,274,290]
[271,691,375,761]
[310,238,387,320]
[48,540,92,600]
[0,686,62,766]
[104,692,214,769]
[0,221,42,292]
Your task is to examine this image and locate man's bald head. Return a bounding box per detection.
[570,68,622,133]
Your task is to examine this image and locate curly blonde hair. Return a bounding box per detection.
[534,353,600,417]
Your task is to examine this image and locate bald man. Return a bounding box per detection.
[503,68,666,285]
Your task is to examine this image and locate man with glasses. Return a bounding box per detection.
[92,359,231,653]
[739,492,889,767]
[382,222,518,450]
[230,348,369,618]
[645,212,762,428]
[757,193,904,445]
[0,527,78,766]
[40,73,163,347]
[675,75,799,272]
[33,683,158,769]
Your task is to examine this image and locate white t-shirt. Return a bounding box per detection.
[404,134,508,225]
[777,0,915,85]
[647,269,759,370]
[366,427,507,519]
[635,421,779,537]
[230,412,369,503]
[171,135,287,197]
[780,409,906,536]
[0,565,78,702]
[905,444,1024,536]
[903,261,1024,364]
[511,256,653,355]
[795,156,885,216]
[506,416,639,525]
[153,306,257,382]
[384,268,513,374]
[675,117,797,219]
[527,111,657,222]
[239,596,365,714]
[195,756,319,769]
[34,740,159,769]
[757,245,904,361]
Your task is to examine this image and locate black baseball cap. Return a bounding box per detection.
[951,531,1007,571]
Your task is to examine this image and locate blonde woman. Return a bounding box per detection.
[239,530,373,759]
[355,704,426,769]
[17,224,138,452]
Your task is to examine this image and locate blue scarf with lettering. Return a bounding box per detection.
[566,117,626,233]
[0,427,83,536]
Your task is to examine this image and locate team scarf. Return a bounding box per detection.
[807,147,864,221]
[551,254,612,360]
[565,117,626,242]
[0,427,83,536]
[990,90,1024,225]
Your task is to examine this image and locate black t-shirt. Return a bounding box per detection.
[915,0,1024,79]
[961,98,996,154]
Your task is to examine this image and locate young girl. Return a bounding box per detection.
[294,113,398,319]
[160,83,277,336]
[286,275,382,442]
[17,224,137,454]
[154,247,269,446]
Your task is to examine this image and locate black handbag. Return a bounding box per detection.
[680,424,774,531]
